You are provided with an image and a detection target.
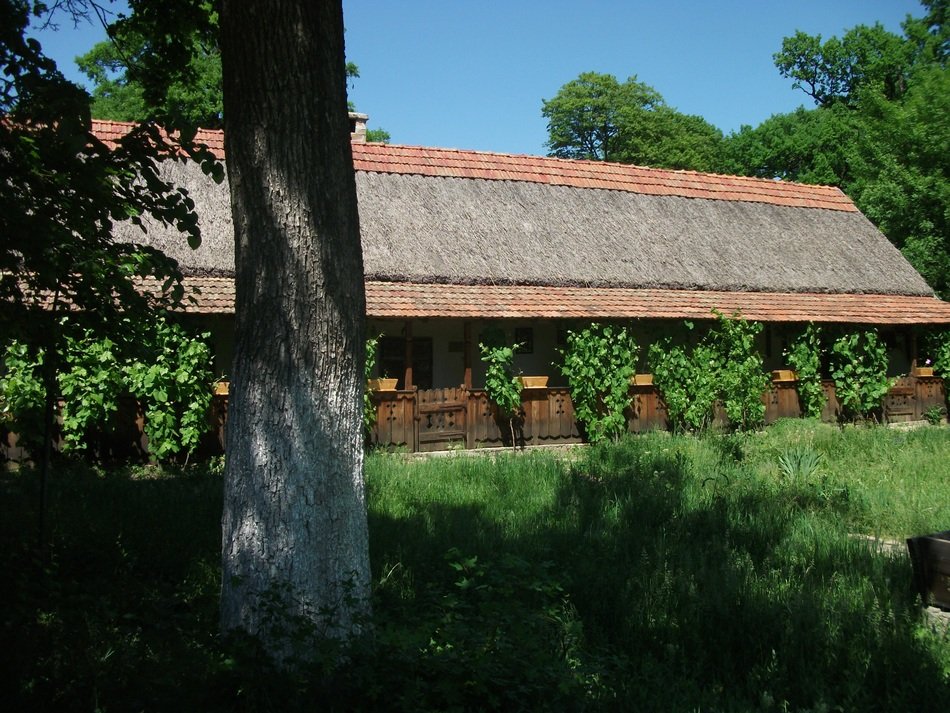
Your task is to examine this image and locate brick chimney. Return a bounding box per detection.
[349,112,368,142]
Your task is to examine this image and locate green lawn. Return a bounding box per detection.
[2,420,948,711]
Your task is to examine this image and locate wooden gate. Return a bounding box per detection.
[415,388,467,452]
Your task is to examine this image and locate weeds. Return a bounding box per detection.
[778,444,823,481]
[3,423,949,711]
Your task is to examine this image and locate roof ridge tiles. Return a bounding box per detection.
[353,143,855,210]
[91,119,855,211]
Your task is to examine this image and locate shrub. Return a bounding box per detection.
[709,311,769,430]
[1,317,214,461]
[124,319,214,460]
[363,335,380,437]
[829,330,893,422]
[924,405,945,425]
[649,312,768,432]
[926,328,950,380]
[479,330,523,447]
[648,333,718,433]
[556,322,638,442]
[0,342,48,451]
[785,322,826,419]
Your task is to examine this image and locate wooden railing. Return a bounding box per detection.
[369,375,947,452]
[2,377,945,461]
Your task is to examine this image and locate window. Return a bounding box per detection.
[379,336,433,389]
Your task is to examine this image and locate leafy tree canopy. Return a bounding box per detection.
[720,106,858,186]
[1,0,215,349]
[541,71,724,171]
[76,3,224,128]
[76,5,388,138]
[773,24,913,107]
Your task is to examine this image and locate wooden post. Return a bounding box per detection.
[403,320,413,390]
[463,322,473,390]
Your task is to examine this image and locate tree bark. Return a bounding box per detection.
[219,0,370,648]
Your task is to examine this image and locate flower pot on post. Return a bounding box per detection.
[771,369,797,382]
[913,366,935,378]
[368,377,398,391]
[517,375,549,389]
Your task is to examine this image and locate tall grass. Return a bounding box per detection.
[2,422,948,711]
[366,427,950,710]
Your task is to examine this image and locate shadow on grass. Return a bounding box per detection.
[367,438,950,711]
[0,461,224,712]
[3,440,948,712]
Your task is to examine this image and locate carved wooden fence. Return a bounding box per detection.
[2,377,946,461]
[368,376,947,452]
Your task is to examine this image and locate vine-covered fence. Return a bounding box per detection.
[2,376,945,460]
[369,375,946,452]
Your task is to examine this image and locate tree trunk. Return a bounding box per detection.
[219,0,370,649]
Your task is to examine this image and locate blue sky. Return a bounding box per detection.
[32,0,925,155]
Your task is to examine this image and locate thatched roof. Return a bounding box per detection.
[114,135,932,297]
[101,120,950,323]
[356,172,930,295]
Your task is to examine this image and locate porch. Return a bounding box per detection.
[368,375,947,452]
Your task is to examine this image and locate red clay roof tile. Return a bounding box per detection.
[171,277,950,325]
[91,119,225,159]
[91,119,856,212]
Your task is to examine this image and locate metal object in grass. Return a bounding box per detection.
[906,530,950,610]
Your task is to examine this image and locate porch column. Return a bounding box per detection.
[403,320,414,390]
[463,321,473,389]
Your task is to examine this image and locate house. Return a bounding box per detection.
[97,117,950,448]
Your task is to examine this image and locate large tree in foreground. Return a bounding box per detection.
[218,0,371,647]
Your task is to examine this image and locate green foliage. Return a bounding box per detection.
[363,334,379,435]
[773,24,913,107]
[479,339,522,420]
[829,330,893,422]
[479,330,523,447]
[124,319,214,460]
[720,105,857,185]
[785,322,826,419]
[924,405,946,425]
[0,317,214,460]
[777,444,823,482]
[648,335,719,432]
[5,425,950,710]
[58,333,126,450]
[364,127,391,144]
[77,2,224,128]
[542,71,725,171]
[0,341,46,450]
[556,322,638,442]
[848,64,950,297]
[649,313,768,432]
[928,328,950,380]
[708,311,770,430]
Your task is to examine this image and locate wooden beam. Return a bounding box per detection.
[463,321,473,389]
[403,320,413,390]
